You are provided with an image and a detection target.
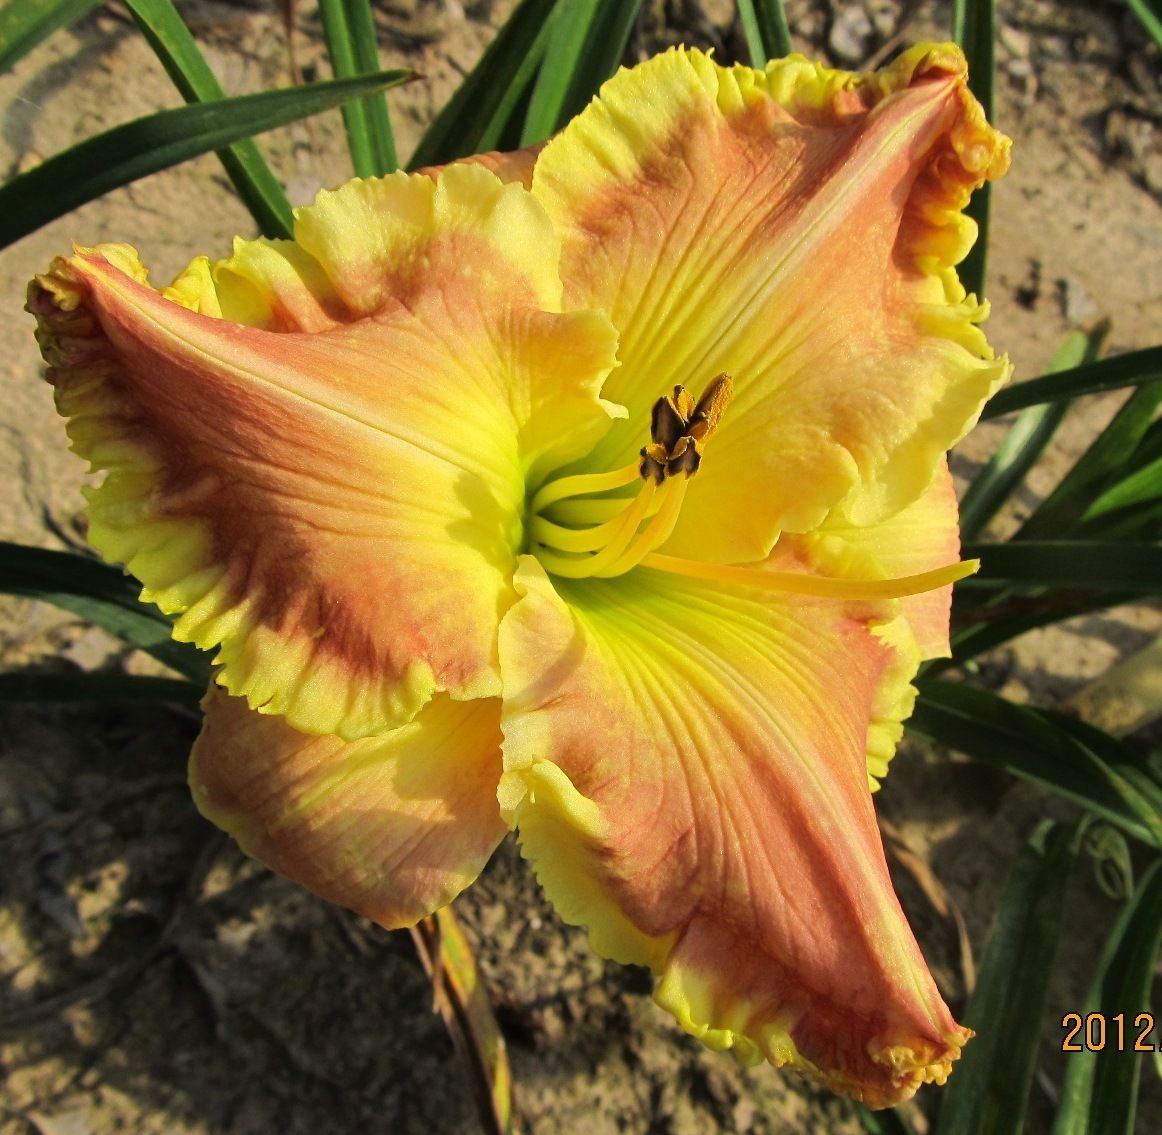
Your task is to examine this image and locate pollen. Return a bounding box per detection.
[639,373,734,484]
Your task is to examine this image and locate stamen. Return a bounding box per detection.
[536,481,658,579]
[594,478,689,578]
[640,373,733,483]
[530,460,640,514]
[530,374,733,580]
[547,494,663,527]
[640,553,980,599]
[531,489,654,554]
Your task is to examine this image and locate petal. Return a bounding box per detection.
[787,459,961,661]
[28,165,620,740]
[413,144,545,189]
[191,687,506,928]
[531,44,1011,562]
[497,557,965,1107]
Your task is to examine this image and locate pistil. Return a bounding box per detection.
[640,553,980,598]
[529,372,978,601]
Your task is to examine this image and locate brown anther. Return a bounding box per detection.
[639,373,733,482]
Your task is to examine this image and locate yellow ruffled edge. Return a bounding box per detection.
[652,958,970,1107]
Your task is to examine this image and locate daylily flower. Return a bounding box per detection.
[28,44,1011,1106]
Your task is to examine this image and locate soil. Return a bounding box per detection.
[1,2,1160,1133]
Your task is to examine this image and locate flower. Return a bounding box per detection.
[28,43,1010,1107]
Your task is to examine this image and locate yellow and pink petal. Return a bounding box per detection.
[498,557,966,1107]
[786,459,963,663]
[530,43,1011,564]
[191,687,507,928]
[28,164,620,740]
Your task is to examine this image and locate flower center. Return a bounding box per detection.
[529,374,979,597]
[529,375,733,580]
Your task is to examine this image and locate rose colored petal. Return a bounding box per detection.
[28,165,619,740]
[530,44,1011,563]
[191,687,506,927]
[497,556,966,1107]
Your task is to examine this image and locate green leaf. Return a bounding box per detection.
[953,0,996,299]
[959,325,1107,540]
[520,0,641,145]
[408,0,556,168]
[121,0,295,238]
[1017,379,1162,541]
[1127,0,1162,53]
[343,0,397,174]
[0,0,98,74]
[520,0,598,144]
[410,907,518,1135]
[965,540,1162,593]
[855,1103,914,1135]
[737,0,793,66]
[936,820,1078,1135]
[982,347,1162,419]
[0,68,410,249]
[1052,859,1162,1135]
[0,541,210,682]
[937,591,1136,670]
[318,0,397,177]
[1084,454,1162,521]
[909,681,1162,847]
[0,670,203,706]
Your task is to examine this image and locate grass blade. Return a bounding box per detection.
[318,0,370,176]
[520,0,641,145]
[0,671,203,706]
[960,325,1107,540]
[410,907,519,1135]
[520,0,598,144]
[982,347,1162,419]
[122,0,294,238]
[909,681,1162,847]
[1052,859,1162,1135]
[319,0,397,177]
[0,0,98,74]
[342,0,397,173]
[0,542,210,682]
[938,591,1136,670]
[953,0,996,299]
[855,1103,914,1135]
[1084,455,1162,521]
[1127,0,1162,52]
[737,0,793,67]
[408,0,556,168]
[0,69,411,249]
[966,540,1162,593]
[935,820,1078,1135]
[1017,379,1162,540]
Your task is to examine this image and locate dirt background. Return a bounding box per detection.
[1,1,1161,1132]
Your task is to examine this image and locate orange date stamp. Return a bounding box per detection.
[1061,1012,1158,1052]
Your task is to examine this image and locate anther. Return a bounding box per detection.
[639,373,733,483]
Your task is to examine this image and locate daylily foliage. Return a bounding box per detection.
[29,44,1011,1107]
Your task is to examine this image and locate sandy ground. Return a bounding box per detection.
[1,2,1160,1132]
